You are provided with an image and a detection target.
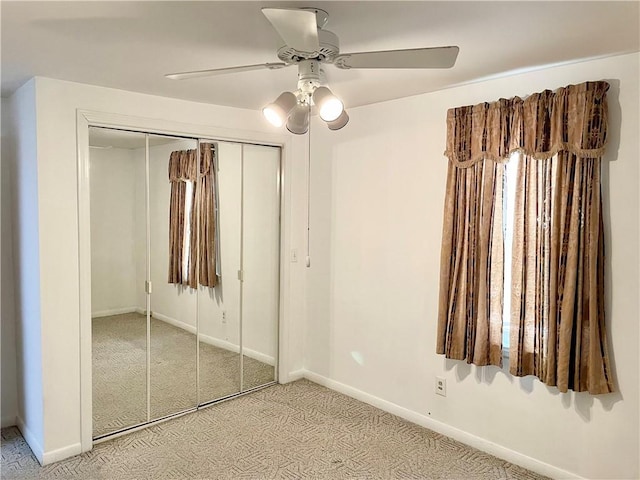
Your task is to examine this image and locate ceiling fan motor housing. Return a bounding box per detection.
[277,29,340,63]
[296,59,328,96]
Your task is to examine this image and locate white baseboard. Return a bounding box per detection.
[17,414,81,465]
[198,333,275,366]
[244,348,275,367]
[151,312,275,366]
[151,311,196,335]
[91,307,138,318]
[302,370,582,480]
[1,414,17,428]
[284,369,305,383]
[198,333,239,355]
[16,415,43,465]
[42,442,82,465]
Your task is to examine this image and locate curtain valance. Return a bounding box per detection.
[445,81,609,167]
[169,149,199,182]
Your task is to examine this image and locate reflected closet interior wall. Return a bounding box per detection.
[90,142,142,317]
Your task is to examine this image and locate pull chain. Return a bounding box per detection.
[306,97,312,268]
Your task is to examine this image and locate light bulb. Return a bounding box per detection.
[312,87,344,123]
[319,98,344,122]
[262,92,297,128]
[263,106,284,127]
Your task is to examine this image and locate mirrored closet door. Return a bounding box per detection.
[241,144,279,391]
[197,141,242,404]
[89,128,280,440]
[90,129,148,437]
[148,135,199,420]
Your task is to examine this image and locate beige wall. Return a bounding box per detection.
[305,52,640,479]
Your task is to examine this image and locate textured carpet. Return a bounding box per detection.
[93,313,274,437]
[2,380,548,479]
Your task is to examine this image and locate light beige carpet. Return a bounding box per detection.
[1,380,548,479]
[93,313,274,437]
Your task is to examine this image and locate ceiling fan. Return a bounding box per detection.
[166,7,459,134]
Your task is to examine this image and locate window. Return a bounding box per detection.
[501,152,520,355]
[181,181,194,277]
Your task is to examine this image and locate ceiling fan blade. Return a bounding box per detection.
[334,46,459,70]
[262,8,320,53]
[166,62,290,80]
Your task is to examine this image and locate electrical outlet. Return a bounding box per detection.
[222,311,227,324]
[435,377,446,397]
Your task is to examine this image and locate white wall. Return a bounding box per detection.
[1,98,19,428]
[89,147,141,316]
[15,76,306,462]
[1,79,45,461]
[305,52,639,480]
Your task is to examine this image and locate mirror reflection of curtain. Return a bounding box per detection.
[168,144,218,288]
[198,143,218,287]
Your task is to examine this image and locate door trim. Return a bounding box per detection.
[77,109,294,453]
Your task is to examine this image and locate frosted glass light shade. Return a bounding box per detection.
[262,91,297,127]
[286,104,309,135]
[263,107,284,127]
[312,87,344,122]
[327,110,349,130]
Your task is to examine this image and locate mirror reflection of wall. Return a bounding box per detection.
[241,144,280,390]
[89,127,280,440]
[89,128,147,437]
[198,142,242,404]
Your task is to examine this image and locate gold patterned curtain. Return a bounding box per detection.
[168,144,218,289]
[168,149,198,286]
[198,143,217,288]
[438,81,614,394]
[436,159,505,366]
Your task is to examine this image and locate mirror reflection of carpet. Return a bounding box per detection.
[93,313,274,437]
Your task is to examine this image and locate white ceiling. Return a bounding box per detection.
[2,1,639,110]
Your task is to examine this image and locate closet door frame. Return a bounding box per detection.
[77,110,294,454]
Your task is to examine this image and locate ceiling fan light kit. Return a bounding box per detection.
[312,86,344,122]
[262,91,297,127]
[165,7,459,134]
[327,110,350,131]
[286,104,310,135]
